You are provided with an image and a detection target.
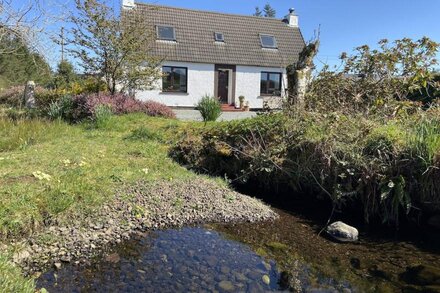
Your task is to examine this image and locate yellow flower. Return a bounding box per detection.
[62,159,71,166]
[141,168,149,175]
[32,171,52,181]
[78,161,87,167]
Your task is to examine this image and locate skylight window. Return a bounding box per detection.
[260,34,277,48]
[214,32,224,42]
[157,26,176,41]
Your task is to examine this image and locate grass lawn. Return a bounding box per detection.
[0,109,217,291]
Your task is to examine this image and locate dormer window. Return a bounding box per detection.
[260,34,277,49]
[214,32,224,42]
[157,25,176,41]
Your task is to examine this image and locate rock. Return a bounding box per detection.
[105,253,121,263]
[262,275,270,285]
[400,265,440,286]
[13,250,31,263]
[279,271,291,290]
[218,280,235,292]
[427,215,440,230]
[54,262,62,270]
[326,221,358,242]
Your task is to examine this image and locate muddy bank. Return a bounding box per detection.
[10,179,277,275]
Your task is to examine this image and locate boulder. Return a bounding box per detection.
[326,221,359,242]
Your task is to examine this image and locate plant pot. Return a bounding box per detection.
[243,106,250,112]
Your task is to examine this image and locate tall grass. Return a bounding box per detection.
[0,118,68,152]
[196,95,222,122]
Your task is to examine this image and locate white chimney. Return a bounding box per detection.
[285,8,299,27]
[122,0,135,9]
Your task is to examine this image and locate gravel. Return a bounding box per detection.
[14,178,277,275]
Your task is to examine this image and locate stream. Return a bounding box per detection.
[36,208,440,292]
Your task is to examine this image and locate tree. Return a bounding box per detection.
[68,0,162,95]
[263,3,276,18]
[306,37,440,113]
[253,7,262,17]
[0,32,51,87]
[0,0,42,55]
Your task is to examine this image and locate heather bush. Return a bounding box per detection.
[143,100,176,119]
[69,94,175,122]
[0,86,46,107]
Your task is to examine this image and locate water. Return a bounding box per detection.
[36,206,440,292]
[36,227,352,292]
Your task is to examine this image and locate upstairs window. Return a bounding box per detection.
[259,34,277,48]
[157,26,176,41]
[214,32,224,42]
[162,66,187,93]
[260,72,282,95]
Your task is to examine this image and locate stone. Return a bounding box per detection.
[262,275,270,285]
[218,280,235,292]
[24,81,36,108]
[326,221,359,242]
[54,262,62,270]
[13,249,31,263]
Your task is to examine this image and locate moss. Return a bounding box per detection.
[265,241,289,252]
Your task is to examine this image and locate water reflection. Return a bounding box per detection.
[37,227,348,292]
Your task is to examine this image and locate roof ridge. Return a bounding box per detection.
[134,2,288,23]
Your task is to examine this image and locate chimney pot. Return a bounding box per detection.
[285,8,299,28]
[122,0,135,9]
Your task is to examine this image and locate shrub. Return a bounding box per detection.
[71,94,175,122]
[0,86,46,107]
[94,104,113,128]
[196,95,222,122]
[47,95,74,121]
[0,86,25,106]
[143,100,176,119]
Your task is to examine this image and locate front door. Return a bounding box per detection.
[217,69,229,104]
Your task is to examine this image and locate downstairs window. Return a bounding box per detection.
[260,72,282,95]
[162,66,187,93]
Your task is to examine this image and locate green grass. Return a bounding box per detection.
[0,110,208,289]
[0,255,34,293]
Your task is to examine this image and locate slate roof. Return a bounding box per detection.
[122,3,305,68]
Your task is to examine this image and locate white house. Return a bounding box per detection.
[122,1,305,110]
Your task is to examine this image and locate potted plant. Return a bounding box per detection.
[243,101,250,112]
[238,95,245,109]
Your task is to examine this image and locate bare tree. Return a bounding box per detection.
[0,0,43,54]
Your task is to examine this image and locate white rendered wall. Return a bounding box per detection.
[235,65,287,109]
[136,62,287,109]
[136,61,215,108]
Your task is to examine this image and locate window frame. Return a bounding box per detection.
[259,34,277,49]
[260,71,282,96]
[162,66,188,93]
[156,25,176,41]
[214,32,225,42]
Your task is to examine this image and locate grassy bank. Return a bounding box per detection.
[172,108,440,226]
[0,109,209,291]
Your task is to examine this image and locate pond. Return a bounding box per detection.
[36,208,440,292]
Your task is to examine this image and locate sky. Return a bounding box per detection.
[10,0,440,70]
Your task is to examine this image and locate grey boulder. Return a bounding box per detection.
[326,221,359,242]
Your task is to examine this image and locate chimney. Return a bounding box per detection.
[285,8,299,27]
[122,0,135,9]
